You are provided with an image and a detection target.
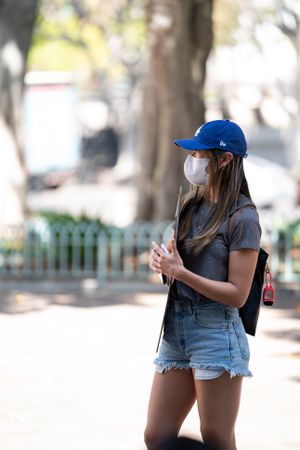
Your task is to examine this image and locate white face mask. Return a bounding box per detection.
[183,155,209,185]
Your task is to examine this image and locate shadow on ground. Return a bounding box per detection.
[0,279,298,322]
[0,279,166,315]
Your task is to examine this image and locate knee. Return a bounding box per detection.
[144,427,160,450]
[144,427,175,450]
[201,425,236,450]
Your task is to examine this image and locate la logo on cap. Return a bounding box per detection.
[219,140,227,146]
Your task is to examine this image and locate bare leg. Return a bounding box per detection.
[193,371,243,450]
[144,369,196,449]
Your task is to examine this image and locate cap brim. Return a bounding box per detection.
[174,138,214,151]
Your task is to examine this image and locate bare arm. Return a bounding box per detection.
[175,249,258,307]
[151,240,258,308]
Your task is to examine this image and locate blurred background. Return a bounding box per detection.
[0,0,300,283]
[0,1,300,449]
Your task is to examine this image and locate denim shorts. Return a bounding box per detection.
[154,298,252,379]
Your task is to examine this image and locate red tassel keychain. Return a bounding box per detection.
[263,263,275,306]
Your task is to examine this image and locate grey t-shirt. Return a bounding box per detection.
[172,194,261,305]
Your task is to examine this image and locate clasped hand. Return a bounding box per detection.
[149,239,184,279]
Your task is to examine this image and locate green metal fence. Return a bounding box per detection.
[0,219,173,284]
[0,218,298,284]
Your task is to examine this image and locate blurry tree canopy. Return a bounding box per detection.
[30,0,236,221]
[213,0,240,46]
[234,0,300,199]
[30,0,239,76]
[276,0,300,197]
[136,0,213,221]
[0,0,39,225]
[29,0,145,84]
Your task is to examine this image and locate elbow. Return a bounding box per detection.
[233,290,250,308]
[234,297,247,308]
[231,289,248,308]
[229,283,250,308]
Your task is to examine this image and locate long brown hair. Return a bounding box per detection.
[178,150,252,253]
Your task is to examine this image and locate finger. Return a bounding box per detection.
[152,241,164,257]
[153,266,162,274]
[149,257,154,269]
[152,257,161,267]
[152,252,162,264]
[149,255,159,269]
[150,260,161,272]
[149,253,154,265]
[171,239,177,254]
[150,262,161,273]
[149,250,160,265]
[149,251,158,263]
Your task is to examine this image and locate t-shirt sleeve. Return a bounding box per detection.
[229,208,261,252]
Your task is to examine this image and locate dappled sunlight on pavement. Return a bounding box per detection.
[0,281,299,449]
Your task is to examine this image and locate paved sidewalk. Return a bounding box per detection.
[0,280,299,450]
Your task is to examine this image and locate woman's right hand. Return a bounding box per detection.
[149,242,162,274]
[149,232,175,274]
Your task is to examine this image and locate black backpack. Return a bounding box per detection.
[239,247,269,335]
[228,206,270,336]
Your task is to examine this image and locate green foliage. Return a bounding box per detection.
[28,0,146,77]
[36,210,108,229]
[277,219,300,246]
[213,0,241,46]
[29,4,109,71]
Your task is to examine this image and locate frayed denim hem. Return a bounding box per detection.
[154,359,253,379]
[154,359,191,374]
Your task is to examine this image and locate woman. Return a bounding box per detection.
[144,120,261,450]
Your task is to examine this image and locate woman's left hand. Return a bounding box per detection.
[151,239,184,279]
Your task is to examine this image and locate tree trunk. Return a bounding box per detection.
[137,0,213,221]
[0,0,38,225]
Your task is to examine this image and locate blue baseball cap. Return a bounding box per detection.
[174,119,248,158]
